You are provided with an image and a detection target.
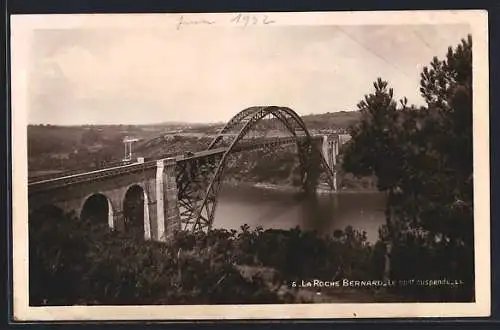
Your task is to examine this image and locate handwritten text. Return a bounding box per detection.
[230,13,276,27]
[176,13,276,30]
[177,16,216,30]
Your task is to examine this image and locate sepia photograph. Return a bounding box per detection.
[10,10,490,320]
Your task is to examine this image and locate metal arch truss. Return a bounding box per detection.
[178,106,338,232]
[176,153,221,231]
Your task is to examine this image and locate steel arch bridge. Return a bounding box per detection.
[177,106,337,232]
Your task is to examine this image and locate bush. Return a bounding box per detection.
[29,211,280,305]
[30,207,384,305]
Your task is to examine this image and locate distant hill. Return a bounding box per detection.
[300,111,361,130]
[29,110,360,131]
[136,110,361,131]
[132,110,361,158]
[136,110,363,131]
[28,110,361,159]
[173,110,361,133]
[27,110,362,179]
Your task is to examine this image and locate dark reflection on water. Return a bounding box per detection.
[214,184,387,244]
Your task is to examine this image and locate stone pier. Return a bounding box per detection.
[321,135,339,191]
[155,158,181,242]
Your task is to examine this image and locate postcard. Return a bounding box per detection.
[10,10,490,320]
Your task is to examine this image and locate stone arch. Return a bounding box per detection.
[80,193,114,228]
[122,184,151,240]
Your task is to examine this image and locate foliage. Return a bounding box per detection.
[29,210,281,305]
[228,224,379,282]
[340,172,378,190]
[30,208,383,305]
[225,147,300,185]
[341,35,474,301]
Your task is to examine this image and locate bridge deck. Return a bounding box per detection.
[28,136,317,191]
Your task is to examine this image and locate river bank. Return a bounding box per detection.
[222,179,380,195]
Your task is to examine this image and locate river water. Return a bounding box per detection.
[214,184,387,244]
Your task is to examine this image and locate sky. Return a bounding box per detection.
[27,23,471,125]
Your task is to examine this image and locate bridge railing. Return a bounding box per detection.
[28,160,159,193]
[29,168,92,183]
[28,159,139,183]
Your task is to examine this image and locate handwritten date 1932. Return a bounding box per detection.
[230,14,276,27]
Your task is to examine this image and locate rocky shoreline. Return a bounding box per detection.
[222,179,379,194]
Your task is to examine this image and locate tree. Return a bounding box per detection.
[81,128,102,145]
[342,35,474,300]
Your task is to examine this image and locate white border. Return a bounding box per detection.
[11,10,490,321]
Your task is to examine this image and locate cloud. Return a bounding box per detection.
[27,24,471,125]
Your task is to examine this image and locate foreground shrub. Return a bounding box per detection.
[29,211,279,305]
[30,206,470,305]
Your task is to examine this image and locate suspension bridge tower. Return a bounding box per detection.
[123,136,139,161]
